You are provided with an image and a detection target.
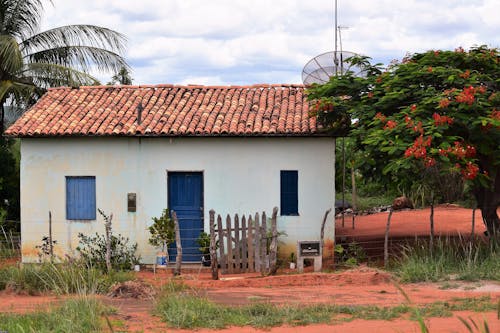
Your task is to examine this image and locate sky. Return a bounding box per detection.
[42,0,499,86]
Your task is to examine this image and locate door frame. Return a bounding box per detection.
[166,170,205,261]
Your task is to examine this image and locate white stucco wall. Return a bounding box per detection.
[20,136,335,263]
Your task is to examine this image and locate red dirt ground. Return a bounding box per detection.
[1,206,499,333]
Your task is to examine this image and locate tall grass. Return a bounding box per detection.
[155,284,496,329]
[0,297,109,333]
[393,237,500,282]
[0,261,132,295]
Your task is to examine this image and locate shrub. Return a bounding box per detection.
[0,261,133,295]
[76,232,140,272]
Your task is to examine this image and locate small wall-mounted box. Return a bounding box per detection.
[127,193,136,212]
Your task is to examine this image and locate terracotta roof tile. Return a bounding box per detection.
[5,84,326,137]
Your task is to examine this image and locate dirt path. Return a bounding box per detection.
[1,207,499,332]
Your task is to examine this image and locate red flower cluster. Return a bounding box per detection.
[410,104,417,112]
[404,135,432,159]
[492,109,500,120]
[459,70,470,79]
[438,142,476,158]
[384,120,397,130]
[455,86,476,105]
[438,98,451,108]
[427,66,433,73]
[374,112,386,122]
[461,162,479,180]
[432,113,453,126]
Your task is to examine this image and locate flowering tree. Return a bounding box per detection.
[307,46,499,237]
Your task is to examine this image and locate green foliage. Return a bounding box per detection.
[335,241,367,267]
[196,231,211,254]
[35,235,57,261]
[308,46,499,233]
[393,237,500,282]
[0,297,109,333]
[76,232,140,272]
[0,261,132,295]
[107,66,133,85]
[148,208,175,251]
[0,137,19,220]
[0,0,128,132]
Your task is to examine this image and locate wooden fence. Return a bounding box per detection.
[208,207,279,279]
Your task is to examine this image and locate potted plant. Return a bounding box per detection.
[148,209,175,267]
[196,232,211,266]
[289,252,296,269]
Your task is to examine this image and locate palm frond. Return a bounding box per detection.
[0,0,43,39]
[0,78,35,104]
[21,24,127,56]
[0,34,23,73]
[25,45,128,73]
[21,62,100,87]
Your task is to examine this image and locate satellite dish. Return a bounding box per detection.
[302,51,365,85]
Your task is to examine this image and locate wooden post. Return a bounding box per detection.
[241,215,248,272]
[48,211,53,260]
[172,210,182,276]
[226,214,233,273]
[471,205,476,241]
[254,213,261,272]
[247,215,254,272]
[261,211,267,274]
[234,214,241,273]
[217,214,226,273]
[269,207,279,275]
[209,210,218,280]
[430,194,435,255]
[320,208,332,250]
[384,208,394,268]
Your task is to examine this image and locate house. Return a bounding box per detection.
[5,84,336,264]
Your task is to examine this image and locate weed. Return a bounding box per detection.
[0,261,133,295]
[0,297,109,333]
[393,237,500,282]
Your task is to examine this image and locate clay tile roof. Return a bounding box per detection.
[5,84,326,137]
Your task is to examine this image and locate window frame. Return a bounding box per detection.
[280,170,299,216]
[65,176,96,220]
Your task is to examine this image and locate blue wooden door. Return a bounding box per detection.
[168,172,203,262]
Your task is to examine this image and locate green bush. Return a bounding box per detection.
[76,232,140,272]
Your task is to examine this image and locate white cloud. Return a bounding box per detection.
[41,0,500,85]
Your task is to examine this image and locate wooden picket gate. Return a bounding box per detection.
[208,207,279,279]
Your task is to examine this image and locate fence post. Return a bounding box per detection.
[261,211,267,274]
[226,214,233,273]
[217,214,226,273]
[234,214,241,273]
[254,212,261,272]
[209,210,218,280]
[241,215,248,273]
[247,215,254,272]
[172,210,182,276]
[269,207,279,275]
[384,208,394,268]
[48,211,53,260]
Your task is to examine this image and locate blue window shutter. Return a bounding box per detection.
[66,176,96,220]
[280,170,298,215]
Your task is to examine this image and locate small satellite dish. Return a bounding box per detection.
[302,51,365,85]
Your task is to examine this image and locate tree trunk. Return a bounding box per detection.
[473,161,500,240]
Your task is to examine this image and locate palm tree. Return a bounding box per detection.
[107,66,133,85]
[0,0,129,133]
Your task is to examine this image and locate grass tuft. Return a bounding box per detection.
[0,297,109,333]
